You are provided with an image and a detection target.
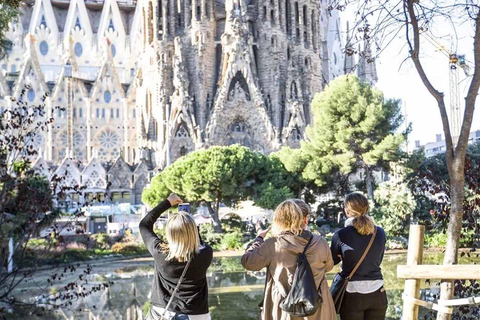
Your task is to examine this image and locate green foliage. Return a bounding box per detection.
[279,75,405,195]
[424,230,476,249]
[143,145,300,230]
[254,183,293,210]
[162,145,260,203]
[26,238,50,249]
[424,232,448,248]
[406,142,480,247]
[142,175,170,208]
[0,0,20,58]
[142,301,151,317]
[372,165,416,237]
[91,233,114,249]
[199,224,223,247]
[221,214,245,233]
[217,231,244,250]
[110,243,148,255]
[199,221,248,250]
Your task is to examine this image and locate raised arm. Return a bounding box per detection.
[241,227,273,271]
[139,193,182,254]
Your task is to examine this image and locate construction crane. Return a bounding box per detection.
[421,32,471,148]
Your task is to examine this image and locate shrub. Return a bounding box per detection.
[199,224,223,247]
[111,243,147,255]
[27,238,50,249]
[66,242,87,251]
[221,214,245,233]
[424,232,448,248]
[91,233,113,249]
[60,249,91,262]
[425,230,476,249]
[217,231,244,251]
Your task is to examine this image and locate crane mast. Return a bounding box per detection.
[421,33,470,148]
[449,54,461,147]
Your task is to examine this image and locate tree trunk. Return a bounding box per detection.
[206,200,223,233]
[436,161,465,320]
[365,166,374,200]
[403,2,480,319]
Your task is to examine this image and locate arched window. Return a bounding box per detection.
[74,43,83,57]
[39,41,49,56]
[290,81,298,99]
[104,90,112,103]
[27,88,35,102]
[231,121,246,133]
[291,128,302,142]
[75,17,82,29]
[108,19,115,31]
[175,126,189,138]
[40,15,47,28]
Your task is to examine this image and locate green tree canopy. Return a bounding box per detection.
[142,145,301,232]
[0,0,21,57]
[279,75,405,199]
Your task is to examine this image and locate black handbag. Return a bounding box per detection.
[330,227,377,314]
[280,235,323,317]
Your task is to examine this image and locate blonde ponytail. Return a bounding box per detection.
[353,215,375,235]
[345,192,375,235]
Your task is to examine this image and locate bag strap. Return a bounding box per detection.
[162,259,192,317]
[347,226,377,280]
[302,235,314,255]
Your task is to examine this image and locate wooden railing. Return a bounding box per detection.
[397,224,480,319]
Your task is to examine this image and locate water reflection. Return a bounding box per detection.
[10,253,480,320]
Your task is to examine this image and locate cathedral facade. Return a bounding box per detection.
[0,0,374,204]
[137,0,326,165]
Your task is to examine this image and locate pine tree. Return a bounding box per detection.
[298,75,405,198]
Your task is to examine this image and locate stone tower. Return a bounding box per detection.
[137,0,324,166]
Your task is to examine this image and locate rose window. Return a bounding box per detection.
[99,130,119,148]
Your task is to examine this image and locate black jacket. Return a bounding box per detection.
[330,226,386,281]
[139,200,213,315]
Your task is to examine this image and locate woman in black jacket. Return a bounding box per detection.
[139,193,213,320]
[330,192,387,320]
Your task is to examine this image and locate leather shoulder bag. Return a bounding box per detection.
[330,226,377,314]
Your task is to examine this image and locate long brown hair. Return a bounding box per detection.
[344,192,375,235]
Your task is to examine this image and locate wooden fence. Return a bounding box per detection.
[397,224,480,319]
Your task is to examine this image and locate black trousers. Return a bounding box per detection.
[339,287,388,320]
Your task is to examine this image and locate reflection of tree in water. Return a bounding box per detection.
[209,292,263,320]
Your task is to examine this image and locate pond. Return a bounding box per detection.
[9,251,480,320]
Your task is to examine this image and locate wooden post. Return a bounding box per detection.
[402,224,425,320]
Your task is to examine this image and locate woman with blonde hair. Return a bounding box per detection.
[139,193,213,320]
[330,192,387,320]
[242,199,336,320]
